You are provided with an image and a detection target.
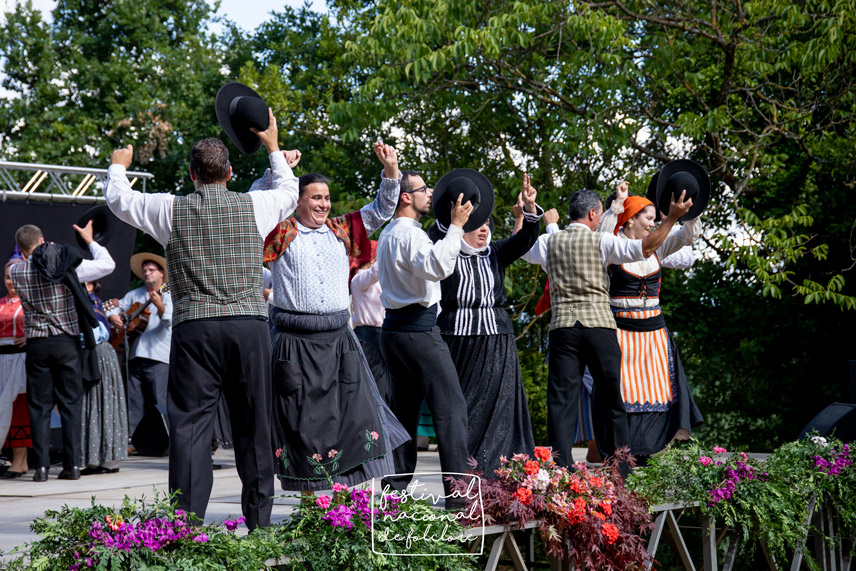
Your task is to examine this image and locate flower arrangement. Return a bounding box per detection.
[449,446,654,570]
[4,492,284,571]
[629,436,856,567]
[273,482,478,571]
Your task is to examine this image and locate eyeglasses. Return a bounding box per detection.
[405,184,429,194]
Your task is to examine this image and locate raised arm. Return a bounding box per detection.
[73,221,116,282]
[405,194,472,280]
[640,190,693,257]
[496,173,544,267]
[597,180,628,234]
[247,109,300,236]
[361,140,401,235]
[103,145,175,247]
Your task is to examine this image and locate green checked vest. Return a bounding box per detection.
[166,184,267,326]
[545,225,616,331]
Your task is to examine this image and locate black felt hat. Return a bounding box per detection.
[646,159,710,222]
[431,169,495,232]
[215,82,270,155]
[75,205,115,251]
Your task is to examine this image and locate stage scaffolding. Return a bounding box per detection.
[0,160,155,205]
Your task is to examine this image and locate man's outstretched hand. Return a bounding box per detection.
[111,145,133,169]
[251,108,280,154]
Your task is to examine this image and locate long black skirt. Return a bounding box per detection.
[442,333,535,477]
[271,309,408,491]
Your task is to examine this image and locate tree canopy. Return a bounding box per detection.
[1,0,853,448]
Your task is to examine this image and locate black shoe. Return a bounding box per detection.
[33,467,48,482]
[1,470,26,479]
[57,467,81,480]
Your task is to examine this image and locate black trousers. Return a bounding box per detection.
[128,357,169,436]
[168,318,274,529]
[380,327,469,494]
[547,324,629,468]
[354,325,391,404]
[25,334,83,470]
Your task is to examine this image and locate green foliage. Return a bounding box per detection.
[3,491,284,571]
[629,437,856,567]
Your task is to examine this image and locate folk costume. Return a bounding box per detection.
[80,294,128,472]
[103,150,298,528]
[0,292,28,450]
[603,196,703,456]
[429,208,542,476]
[9,242,115,477]
[260,172,409,491]
[114,257,172,437]
[377,218,470,496]
[350,258,392,403]
[378,168,494,498]
[522,222,650,468]
[534,220,698,450]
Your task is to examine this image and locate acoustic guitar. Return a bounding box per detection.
[107,283,169,350]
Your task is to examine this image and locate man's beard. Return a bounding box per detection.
[415,202,431,217]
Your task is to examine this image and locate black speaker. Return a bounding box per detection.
[798,403,856,442]
[132,404,170,456]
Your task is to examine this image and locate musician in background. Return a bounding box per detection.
[107,253,171,442]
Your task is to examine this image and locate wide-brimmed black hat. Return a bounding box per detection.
[646,159,710,222]
[215,82,269,155]
[431,169,495,232]
[75,205,115,251]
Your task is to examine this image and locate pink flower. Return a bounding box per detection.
[740,452,748,462]
[370,431,379,441]
[713,446,727,454]
[699,456,714,466]
[328,449,338,459]
[316,495,332,509]
[312,453,322,462]
[332,483,349,492]
[275,448,282,458]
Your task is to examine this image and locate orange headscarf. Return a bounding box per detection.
[614,196,654,235]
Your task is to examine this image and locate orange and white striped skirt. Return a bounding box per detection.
[612,308,675,412]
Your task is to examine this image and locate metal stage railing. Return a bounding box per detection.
[0,160,155,205]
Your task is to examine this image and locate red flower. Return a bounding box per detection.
[533,446,552,462]
[600,501,613,516]
[574,497,587,511]
[515,487,533,505]
[590,476,603,488]
[602,522,619,544]
[592,510,606,521]
[524,460,540,475]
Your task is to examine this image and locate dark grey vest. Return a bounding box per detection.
[166,184,266,326]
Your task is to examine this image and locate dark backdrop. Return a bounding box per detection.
[1,201,138,300]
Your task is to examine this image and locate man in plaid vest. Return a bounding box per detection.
[9,221,116,482]
[103,109,300,528]
[523,189,691,472]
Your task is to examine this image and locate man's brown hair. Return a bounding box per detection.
[189,138,231,184]
[15,224,43,254]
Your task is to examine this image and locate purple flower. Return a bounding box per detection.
[193,534,210,543]
[322,504,355,530]
[224,515,246,531]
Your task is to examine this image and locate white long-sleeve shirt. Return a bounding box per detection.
[102,152,298,246]
[350,262,385,327]
[521,222,645,267]
[76,242,117,282]
[376,217,464,309]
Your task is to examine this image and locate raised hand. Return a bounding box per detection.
[72,220,95,245]
[283,149,302,169]
[250,108,280,153]
[616,180,629,203]
[450,193,474,228]
[543,208,560,226]
[512,192,524,220]
[111,145,133,168]
[522,173,537,213]
[373,140,399,179]
[667,190,693,221]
